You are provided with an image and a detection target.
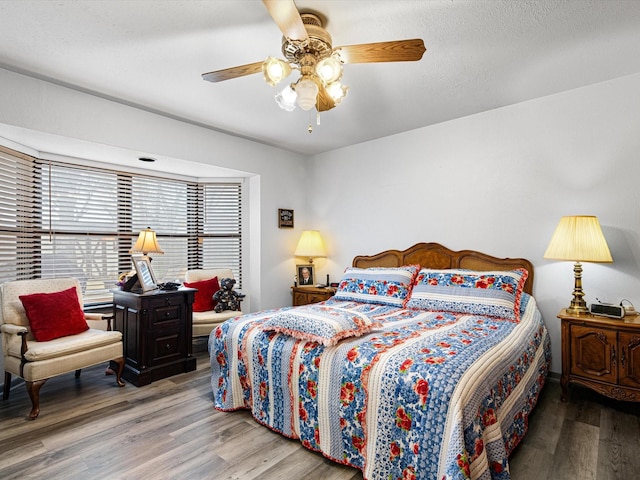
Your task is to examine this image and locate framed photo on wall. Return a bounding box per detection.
[132,255,158,292]
[297,264,314,287]
[278,208,294,228]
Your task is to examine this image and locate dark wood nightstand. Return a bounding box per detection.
[291,286,335,306]
[112,288,197,386]
[558,309,640,402]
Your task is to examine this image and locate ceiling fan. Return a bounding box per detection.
[202,0,426,114]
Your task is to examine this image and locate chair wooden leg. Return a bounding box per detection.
[25,379,47,420]
[112,357,125,387]
[3,372,11,400]
[75,369,81,378]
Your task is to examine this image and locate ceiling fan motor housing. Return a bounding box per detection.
[282,13,333,66]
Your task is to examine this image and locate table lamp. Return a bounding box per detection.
[130,227,164,260]
[294,230,326,264]
[544,215,612,314]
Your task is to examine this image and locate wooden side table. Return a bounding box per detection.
[558,309,640,402]
[112,288,197,386]
[291,286,335,306]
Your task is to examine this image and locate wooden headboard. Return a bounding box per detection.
[352,242,534,295]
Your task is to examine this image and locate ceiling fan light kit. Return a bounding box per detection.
[202,0,426,123]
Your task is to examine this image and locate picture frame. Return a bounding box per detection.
[132,255,158,292]
[296,264,315,287]
[278,208,294,228]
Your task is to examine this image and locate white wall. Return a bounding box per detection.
[309,73,640,374]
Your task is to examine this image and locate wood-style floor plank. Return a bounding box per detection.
[2,341,640,479]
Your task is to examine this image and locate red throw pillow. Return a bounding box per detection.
[19,287,89,342]
[184,277,220,312]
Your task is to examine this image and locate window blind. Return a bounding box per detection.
[0,149,40,281]
[201,183,242,284]
[0,147,242,305]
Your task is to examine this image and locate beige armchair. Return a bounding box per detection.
[1,278,125,419]
[184,268,243,337]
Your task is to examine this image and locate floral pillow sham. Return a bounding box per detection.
[261,304,380,347]
[405,268,529,322]
[333,265,420,307]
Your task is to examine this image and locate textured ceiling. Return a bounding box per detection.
[1,0,640,159]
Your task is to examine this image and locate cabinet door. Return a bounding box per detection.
[293,291,308,306]
[619,331,640,389]
[570,324,617,384]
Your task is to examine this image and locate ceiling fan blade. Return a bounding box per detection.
[313,78,336,112]
[202,61,264,83]
[262,0,309,42]
[335,39,426,64]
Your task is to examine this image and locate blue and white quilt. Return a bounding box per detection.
[210,294,550,480]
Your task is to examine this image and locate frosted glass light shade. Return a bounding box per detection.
[316,56,342,84]
[275,84,297,111]
[544,216,612,262]
[262,57,292,86]
[295,77,318,111]
[129,227,164,255]
[294,230,326,262]
[326,81,348,103]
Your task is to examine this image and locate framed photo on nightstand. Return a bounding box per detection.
[296,264,314,286]
[132,255,158,292]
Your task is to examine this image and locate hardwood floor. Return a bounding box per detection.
[1,339,639,479]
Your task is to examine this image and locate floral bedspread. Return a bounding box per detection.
[209,294,550,480]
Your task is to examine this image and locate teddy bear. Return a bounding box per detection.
[213,277,245,313]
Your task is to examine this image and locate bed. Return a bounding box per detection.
[209,243,550,480]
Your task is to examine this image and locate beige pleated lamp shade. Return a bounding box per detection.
[129,227,164,256]
[544,216,612,263]
[294,230,326,263]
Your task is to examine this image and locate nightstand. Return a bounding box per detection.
[291,286,335,306]
[558,309,640,402]
[112,288,197,386]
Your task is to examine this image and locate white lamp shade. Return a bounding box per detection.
[544,215,612,263]
[294,230,326,259]
[129,227,164,255]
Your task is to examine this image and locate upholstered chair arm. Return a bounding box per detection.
[0,324,29,359]
[84,312,115,331]
[1,323,28,335]
[18,330,28,359]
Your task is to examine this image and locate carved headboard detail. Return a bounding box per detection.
[352,242,534,295]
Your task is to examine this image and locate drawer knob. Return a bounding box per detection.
[166,343,171,350]
[165,312,171,317]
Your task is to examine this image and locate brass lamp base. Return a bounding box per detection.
[565,261,590,315]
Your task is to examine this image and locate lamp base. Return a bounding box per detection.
[565,304,590,315]
[566,261,589,315]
